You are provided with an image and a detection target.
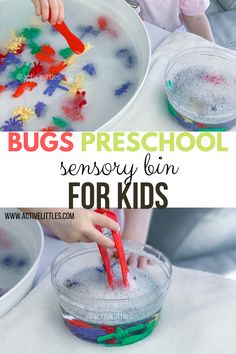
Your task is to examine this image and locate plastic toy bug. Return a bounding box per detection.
[13,107,35,121]
[5,81,21,90]
[0,115,23,131]
[0,53,20,73]
[29,62,45,78]
[115,82,132,96]
[62,90,86,121]
[35,102,47,118]
[43,73,68,96]
[97,16,118,38]
[49,62,68,76]
[41,44,56,56]
[4,53,21,66]
[115,48,136,69]
[77,25,100,39]
[12,82,37,98]
[83,63,96,76]
[11,62,32,83]
[35,52,55,63]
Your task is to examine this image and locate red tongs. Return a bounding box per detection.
[96,209,129,288]
[48,15,85,54]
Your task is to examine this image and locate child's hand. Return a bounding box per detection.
[126,252,155,269]
[126,253,149,269]
[32,0,64,25]
[22,208,118,248]
[111,250,154,269]
[46,209,118,247]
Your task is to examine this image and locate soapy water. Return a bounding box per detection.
[63,262,158,300]
[0,1,140,131]
[170,65,236,119]
[0,228,31,297]
[58,253,166,326]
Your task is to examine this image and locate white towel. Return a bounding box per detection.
[110,32,222,131]
[1,267,236,354]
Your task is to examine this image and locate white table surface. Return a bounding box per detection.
[145,22,169,52]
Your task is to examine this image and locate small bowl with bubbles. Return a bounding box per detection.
[164,47,236,131]
[51,241,172,346]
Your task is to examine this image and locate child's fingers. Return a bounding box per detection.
[127,254,138,268]
[33,0,42,16]
[57,0,64,24]
[49,0,59,25]
[138,255,148,269]
[93,213,119,233]
[41,0,50,22]
[86,226,115,248]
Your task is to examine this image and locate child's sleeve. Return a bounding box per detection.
[180,0,210,16]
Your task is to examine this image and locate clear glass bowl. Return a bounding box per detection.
[164,47,236,130]
[51,241,172,346]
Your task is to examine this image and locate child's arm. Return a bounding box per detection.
[183,13,214,42]
[31,0,64,25]
[21,208,118,248]
[121,209,153,268]
[122,209,153,244]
